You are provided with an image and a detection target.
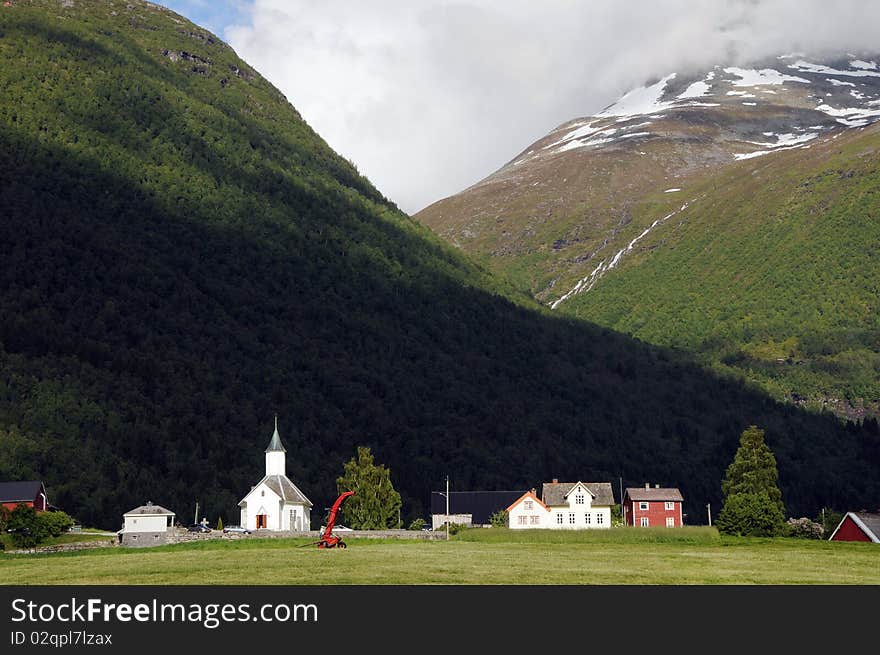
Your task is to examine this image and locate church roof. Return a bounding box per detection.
[265,475,312,506]
[239,475,313,507]
[265,416,286,453]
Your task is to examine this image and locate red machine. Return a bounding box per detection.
[317,491,355,549]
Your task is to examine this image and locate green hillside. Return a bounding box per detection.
[0,1,877,529]
[562,125,880,418]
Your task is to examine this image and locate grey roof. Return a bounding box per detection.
[541,482,615,507]
[625,487,684,502]
[851,512,880,541]
[241,475,312,507]
[0,481,45,502]
[124,502,175,516]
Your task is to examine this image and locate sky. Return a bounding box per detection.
[157,1,880,214]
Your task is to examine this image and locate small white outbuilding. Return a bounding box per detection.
[120,501,176,547]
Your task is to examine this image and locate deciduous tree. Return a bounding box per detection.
[336,446,402,530]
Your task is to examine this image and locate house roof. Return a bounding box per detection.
[505,490,550,513]
[430,490,528,524]
[541,482,615,507]
[124,502,175,516]
[240,475,312,507]
[830,511,880,543]
[0,481,45,503]
[625,487,684,502]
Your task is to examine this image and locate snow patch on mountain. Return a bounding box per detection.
[724,67,810,87]
[597,74,677,118]
[550,202,691,310]
[734,132,818,160]
[789,60,880,78]
[678,73,714,100]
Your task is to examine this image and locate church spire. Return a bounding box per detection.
[266,415,286,453]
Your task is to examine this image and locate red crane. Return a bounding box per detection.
[317,491,355,549]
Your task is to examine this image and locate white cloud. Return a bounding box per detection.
[220,1,880,213]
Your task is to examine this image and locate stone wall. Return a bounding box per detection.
[5,528,446,553]
[7,539,118,555]
[167,528,446,544]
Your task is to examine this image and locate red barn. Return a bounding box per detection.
[828,512,880,543]
[0,481,49,512]
[624,484,684,527]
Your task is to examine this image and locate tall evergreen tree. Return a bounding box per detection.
[716,425,786,536]
[336,447,402,530]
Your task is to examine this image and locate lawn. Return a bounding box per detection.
[1,528,877,585]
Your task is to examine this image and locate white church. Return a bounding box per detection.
[238,418,313,532]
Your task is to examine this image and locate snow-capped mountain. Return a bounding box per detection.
[529,55,880,166]
[415,54,880,419]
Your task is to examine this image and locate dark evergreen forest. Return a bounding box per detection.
[1,1,877,529]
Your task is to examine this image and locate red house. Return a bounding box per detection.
[828,511,880,543]
[0,481,49,512]
[624,484,684,527]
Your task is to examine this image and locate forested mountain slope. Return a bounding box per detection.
[0,1,877,528]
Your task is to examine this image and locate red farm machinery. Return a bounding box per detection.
[317,490,355,549]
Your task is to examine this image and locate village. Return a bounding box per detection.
[2,420,878,553]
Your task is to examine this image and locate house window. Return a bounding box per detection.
[640,517,649,527]
[518,515,527,525]
[639,501,649,510]
[585,513,592,525]
[665,501,675,511]
[568,513,575,524]
[596,513,604,525]
[575,494,584,505]
[530,515,540,525]
[290,510,296,530]
[261,490,265,497]
[666,517,675,528]
[524,500,533,510]
[556,514,564,525]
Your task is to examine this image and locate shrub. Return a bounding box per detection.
[39,511,75,537]
[216,517,224,531]
[407,517,426,531]
[489,510,508,528]
[785,517,823,539]
[7,504,50,549]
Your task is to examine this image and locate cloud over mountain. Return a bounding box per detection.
[225,1,880,212]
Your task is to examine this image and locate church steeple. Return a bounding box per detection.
[265,416,286,476]
[265,415,286,453]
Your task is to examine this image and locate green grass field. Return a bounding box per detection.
[1,528,877,585]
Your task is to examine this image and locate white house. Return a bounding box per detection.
[238,418,312,532]
[120,501,175,547]
[506,480,614,530]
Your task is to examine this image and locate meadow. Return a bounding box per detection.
[1,528,877,585]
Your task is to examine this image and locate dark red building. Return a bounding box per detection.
[0,481,49,512]
[828,511,880,543]
[624,484,684,527]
